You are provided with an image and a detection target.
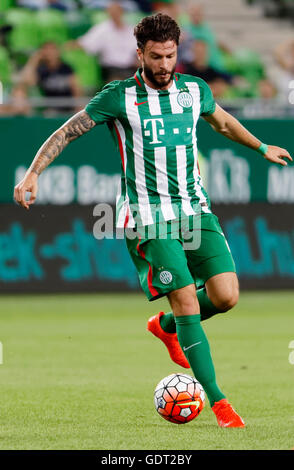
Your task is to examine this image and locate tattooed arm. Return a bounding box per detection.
[14,110,96,209]
[29,110,96,175]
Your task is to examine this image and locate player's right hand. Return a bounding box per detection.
[14,172,38,210]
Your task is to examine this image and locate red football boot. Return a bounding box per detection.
[212,399,245,428]
[147,311,190,369]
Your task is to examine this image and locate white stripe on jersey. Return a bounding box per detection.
[169,80,195,216]
[145,84,177,221]
[114,119,135,227]
[154,146,176,221]
[176,145,197,216]
[125,86,154,226]
[168,81,184,114]
[185,82,210,213]
[145,84,161,115]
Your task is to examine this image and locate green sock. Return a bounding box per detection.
[159,312,176,333]
[159,287,221,333]
[175,314,226,407]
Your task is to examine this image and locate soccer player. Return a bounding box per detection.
[14,14,292,428]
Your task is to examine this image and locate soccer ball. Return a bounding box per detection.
[154,373,205,424]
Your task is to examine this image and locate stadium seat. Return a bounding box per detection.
[4,8,40,52]
[89,10,145,27]
[248,0,294,18]
[0,45,12,84]
[234,49,265,83]
[220,47,265,98]
[61,47,102,92]
[0,0,14,12]
[65,10,92,40]
[223,48,264,82]
[35,9,68,45]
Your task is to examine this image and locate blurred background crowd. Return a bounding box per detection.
[1,0,294,117]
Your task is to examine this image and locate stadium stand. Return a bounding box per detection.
[4,7,40,52]
[65,9,92,39]
[247,0,294,19]
[0,0,294,115]
[75,2,138,82]
[35,9,69,44]
[0,0,14,12]
[61,46,102,91]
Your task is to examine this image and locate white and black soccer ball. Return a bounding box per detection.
[154,373,205,424]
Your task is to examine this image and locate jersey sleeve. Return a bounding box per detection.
[85,80,121,125]
[199,79,216,116]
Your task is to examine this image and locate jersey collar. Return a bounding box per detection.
[134,68,145,88]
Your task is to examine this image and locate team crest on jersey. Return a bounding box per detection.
[177,91,193,108]
[159,271,173,285]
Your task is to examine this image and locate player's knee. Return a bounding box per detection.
[172,296,197,315]
[168,285,198,315]
[215,287,239,312]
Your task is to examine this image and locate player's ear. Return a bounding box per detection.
[137,48,143,63]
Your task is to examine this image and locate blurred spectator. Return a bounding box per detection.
[17,0,47,7]
[46,0,76,11]
[183,40,233,98]
[19,41,81,113]
[179,2,224,72]
[133,0,152,13]
[258,78,277,99]
[68,1,137,83]
[274,38,294,101]
[152,0,179,19]
[0,84,31,116]
[79,0,138,11]
[17,0,77,10]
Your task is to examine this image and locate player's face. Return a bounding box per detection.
[138,40,178,90]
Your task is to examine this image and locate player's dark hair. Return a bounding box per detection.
[134,13,181,51]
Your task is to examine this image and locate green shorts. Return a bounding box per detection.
[125,212,236,301]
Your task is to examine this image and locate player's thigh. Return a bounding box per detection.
[126,236,194,301]
[186,213,236,289]
[205,272,239,311]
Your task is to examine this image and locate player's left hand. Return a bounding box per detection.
[263,145,293,166]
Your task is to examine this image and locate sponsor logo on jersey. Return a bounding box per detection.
[159,270,173,284]
[177,91,193,108]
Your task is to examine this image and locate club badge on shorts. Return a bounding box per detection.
[159,270,173,285]
[177,90,193,108]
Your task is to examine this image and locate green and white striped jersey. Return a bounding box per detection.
[85,68,215,228]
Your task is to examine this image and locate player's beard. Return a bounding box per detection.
[143,61,176,89]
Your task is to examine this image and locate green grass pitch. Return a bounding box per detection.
[0,291,293,450]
